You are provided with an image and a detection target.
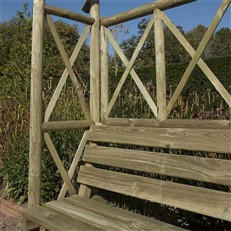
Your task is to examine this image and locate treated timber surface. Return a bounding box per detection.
[83,145,231,186]
[44,196,184,231]
[23,206,100,231]
[22,196,184,231]
[101,0,195,27]
[44,5,95,24]
[78,166,231,222]
[42,120,93,131]
[88,126,231,153]
[28,0,44,207]
[103,118,231,129]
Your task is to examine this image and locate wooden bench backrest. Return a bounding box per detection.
[77,126,231,222]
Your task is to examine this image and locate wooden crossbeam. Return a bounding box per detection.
[105,27,158,117]
[158,9,231,108]
[45,26,90,122]
[58,131,89,200]
[166,0,231,117]
[101,0,195,27]
[44,133,76,196]
[106,15,155,117]
[46,15,91,120]
[44,5,95,25]
[42,120,93,131]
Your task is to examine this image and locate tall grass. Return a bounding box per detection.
[0,84,87,203]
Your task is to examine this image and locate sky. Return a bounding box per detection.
[0,0,230,36]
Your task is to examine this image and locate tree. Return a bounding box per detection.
[185,25,209,59]
[121,18,188,67]
[208,28,231,58]
[0,4,89,101]
[110,24,129,77]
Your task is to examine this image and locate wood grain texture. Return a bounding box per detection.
[88,126,231,153]
[103,118,231,129]
[44,196,184,231]
[100,26,109,120]
[44,5,95,24]
[154,9,167,122]
[42,120,93,131]
[22,206,100,231]
[166,0,231,117]
[44,26,90,122]
[101,0,195,27]
[83,145,231,185]
[90,3,100,123]
[28,0,44,207]
[78,166,231,222]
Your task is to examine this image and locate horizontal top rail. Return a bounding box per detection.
[101,0,196,27]
[44,5,95,25]
[42,120,94,131]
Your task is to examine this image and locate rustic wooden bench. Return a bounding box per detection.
[23,125,231,230]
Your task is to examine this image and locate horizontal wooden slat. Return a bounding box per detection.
[44,5,95,25]
[42,120,93,131]
[45,196,183,231]
[101,0,195,27]
[78,166,231,222]
[83,145,231,186]
[88,126,231,153]
[22,206,101,231]
[103,118,231,129]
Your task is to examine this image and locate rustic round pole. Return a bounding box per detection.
[101,26,109,120]
[154,9,167,122]
[28,0,44,207]
[90,0,100,122]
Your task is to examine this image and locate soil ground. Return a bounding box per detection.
[0,181,23,231]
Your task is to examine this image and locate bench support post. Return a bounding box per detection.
[28,0,44,210]
[90,0,100,122]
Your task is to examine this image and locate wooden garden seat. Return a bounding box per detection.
[23,195,183,230]
[23,125,231,230]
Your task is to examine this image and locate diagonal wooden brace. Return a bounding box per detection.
[166,0,231,117]
[105,27,158,117]
[158,9,231,109]
[44,133,76,196]
[45,25,91,122]
[58,131,89,200]
[106,14,155,117]
[46,15,91,120]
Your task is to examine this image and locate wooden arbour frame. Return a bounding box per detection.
[29,0,231,212]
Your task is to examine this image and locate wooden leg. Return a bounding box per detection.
[23,219,40,231]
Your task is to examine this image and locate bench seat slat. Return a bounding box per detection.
[88,126,231,153]
[83,145,231,186]
[22,205,102,231]
[45,195,184,230]
[78,166,231,222]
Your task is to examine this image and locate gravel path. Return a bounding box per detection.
[0,186,24,231]
[0,212,23,231]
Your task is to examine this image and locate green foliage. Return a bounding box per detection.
[109,56,231,119]
[0,4,230,209]
[121,20,231,68]
[0,5,89,203]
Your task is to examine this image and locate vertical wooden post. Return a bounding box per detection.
[28,0,44,207]
[101,26,108,121]
[90,0,100,122]
[154,9,167,122]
